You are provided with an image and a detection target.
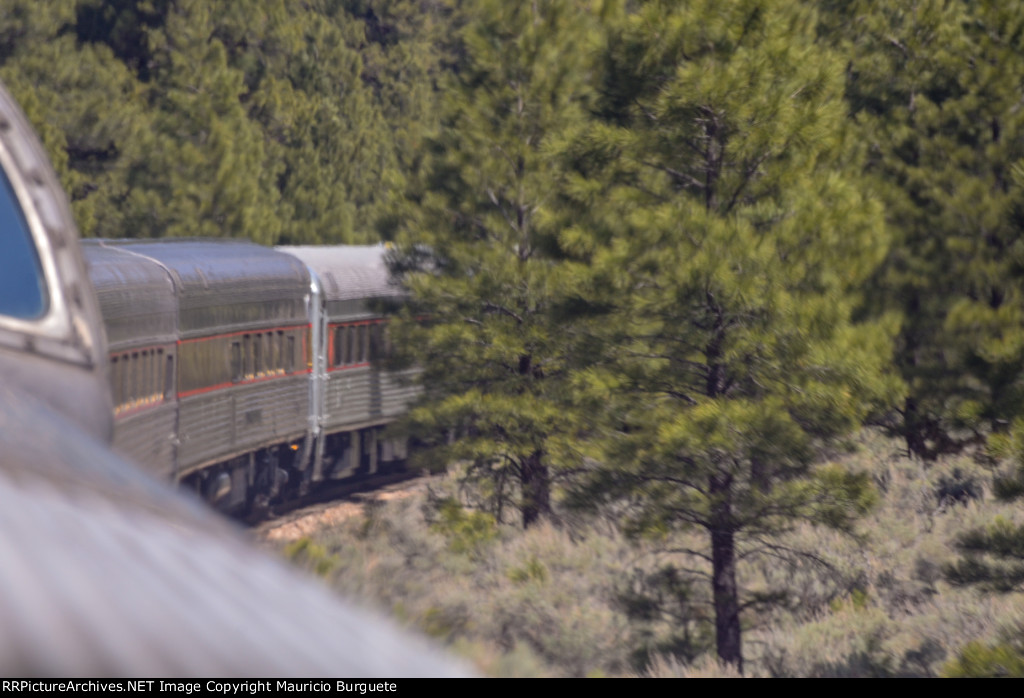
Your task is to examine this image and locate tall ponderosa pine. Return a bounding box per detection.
[389,0,599,527]
[566,0,896,670]
[823,1,1024,459]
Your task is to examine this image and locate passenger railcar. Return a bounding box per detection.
[81,242,178,479]
[280,245,417,483]
[83,240,416,514]
[82,239,317,511]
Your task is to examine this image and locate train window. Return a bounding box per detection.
[150,351,157,401]
[109,348,170,411]
[149,350,156,401]
[130,352,139,407]
[370,324,382,361]
[332,326,342,367]
[111,356,121,410]
[253,333,263,377]
[357,325,368,363]
[164,352,174,398]
[231,341,242,382]
[128,353,134,404]
[125,353,132,406]
[117,355,126,410]
[140,350,149,403]
[243,334,253,379]
[0,166,47,319]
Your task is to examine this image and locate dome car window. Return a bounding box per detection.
[0,166,47,319]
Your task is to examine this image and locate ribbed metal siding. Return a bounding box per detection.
[380,367,420,418]
[279,246,414,437]
[178,376,309,472]
[82,242,177,350]
[276,246,398,303]
[112,405,176,479]
[105,241,310,338]
[323,367,378,432]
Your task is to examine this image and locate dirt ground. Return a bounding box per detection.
[257,480,426,542]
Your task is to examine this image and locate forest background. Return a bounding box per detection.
[6,0,1024,676]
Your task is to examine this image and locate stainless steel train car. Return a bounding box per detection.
[83,241,419,514]
[83,239,319,512]
[81,242,178,479]
[0,78,467,675]
[280,246,419,483]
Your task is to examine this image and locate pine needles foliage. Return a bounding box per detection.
[554,0,899,671]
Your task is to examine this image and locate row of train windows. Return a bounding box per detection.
[230,330,297,383]
[111,348,172,414]
[331,322,389,368]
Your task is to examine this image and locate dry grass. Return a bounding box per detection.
[267,431,1024,677]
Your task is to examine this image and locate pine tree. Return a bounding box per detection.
[337,0,461,239]
[822,1,1024,459]
[389,0,600,527]
[564,0,897,670]
[115,0,279,242]
[2,0,408,244]
[823,2,1024,675]
[220,0,397,244]
[0,0,154,238]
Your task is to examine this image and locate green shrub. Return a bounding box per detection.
[430,497,498,556]
[944,639,1024,677]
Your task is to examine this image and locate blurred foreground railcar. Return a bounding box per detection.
[0,79,467,676]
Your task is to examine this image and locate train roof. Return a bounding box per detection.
[82,241,177,349]
[277,245,401,303]
[101,239,310,336]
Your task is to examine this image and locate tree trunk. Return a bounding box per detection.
[710,473,742,673]
[521,450,550,528]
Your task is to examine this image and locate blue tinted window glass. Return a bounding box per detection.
[0,166,47,319]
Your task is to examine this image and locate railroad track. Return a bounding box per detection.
[244,467,429,529]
